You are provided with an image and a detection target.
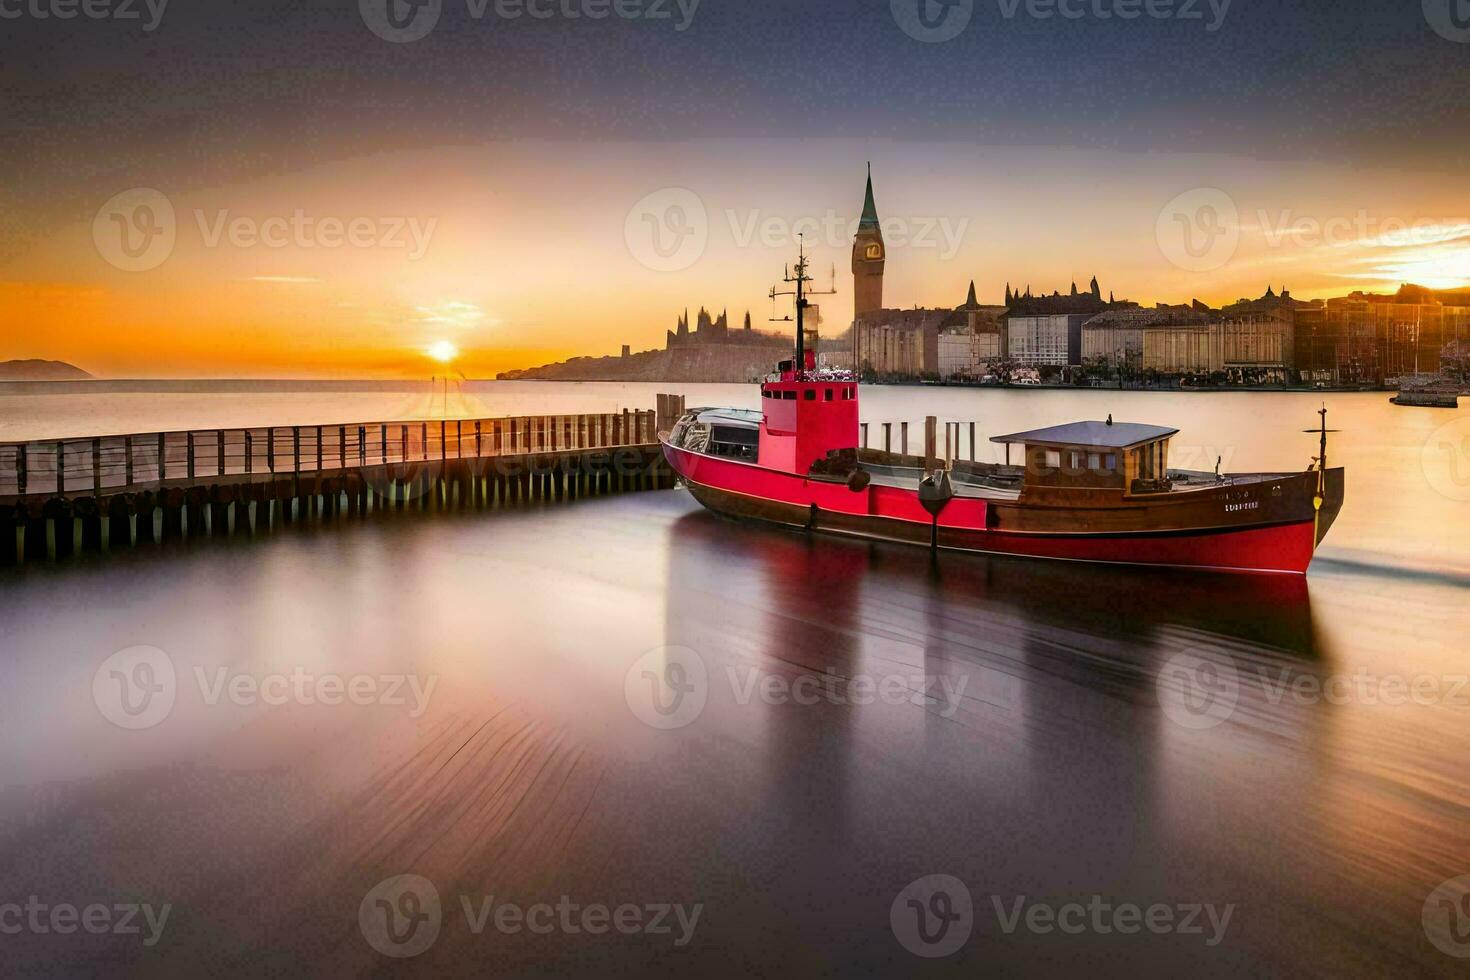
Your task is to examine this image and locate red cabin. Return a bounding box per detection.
[757,353,859,474]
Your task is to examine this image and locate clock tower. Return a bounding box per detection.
[851,164,885,321]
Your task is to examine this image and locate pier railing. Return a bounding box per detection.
[0,411,656,500]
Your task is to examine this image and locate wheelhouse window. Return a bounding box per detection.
[1044,450,1061,468]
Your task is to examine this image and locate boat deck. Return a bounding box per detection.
[848,450,1299,502]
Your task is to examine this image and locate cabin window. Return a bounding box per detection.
[1104,454,1117,471]
[1044,450,1061,468]
[1070,451,1083,471]
[1088,453,1101,470]
[782,391,796,401]
[824,389,834,402]
[804,390,816,401]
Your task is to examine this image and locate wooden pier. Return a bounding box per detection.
[0,408,671,565]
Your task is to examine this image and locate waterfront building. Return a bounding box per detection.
[1083,305,1207,375]
[1002,283,1124,368]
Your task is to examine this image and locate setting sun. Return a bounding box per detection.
[426,340,459,363]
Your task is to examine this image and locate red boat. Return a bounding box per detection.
[661,249,1345,576]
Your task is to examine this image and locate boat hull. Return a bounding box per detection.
[664,441,1339,575]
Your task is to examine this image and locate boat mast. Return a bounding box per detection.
[770,234,836,377]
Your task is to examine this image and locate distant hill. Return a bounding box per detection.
[0,359,93,381]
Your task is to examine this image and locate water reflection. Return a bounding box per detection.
[0,491,1465,977]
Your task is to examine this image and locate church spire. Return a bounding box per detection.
[966,280,978,307]
[859,162,880,231]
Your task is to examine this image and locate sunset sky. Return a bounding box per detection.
[4,0,1469,378]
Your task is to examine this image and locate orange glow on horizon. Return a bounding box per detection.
[3,143,1467,379]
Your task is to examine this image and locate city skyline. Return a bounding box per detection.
[5,2,1470,378]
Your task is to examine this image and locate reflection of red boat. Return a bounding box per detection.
[661,247,1345,576]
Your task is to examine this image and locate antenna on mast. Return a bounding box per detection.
[768,234,837,376]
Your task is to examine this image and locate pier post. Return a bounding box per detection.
[901,422,909,459]
[925,417,938,471]
[970,422,976,462]
[883,423,892,453]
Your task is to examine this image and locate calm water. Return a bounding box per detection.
[0,382,1467,976]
